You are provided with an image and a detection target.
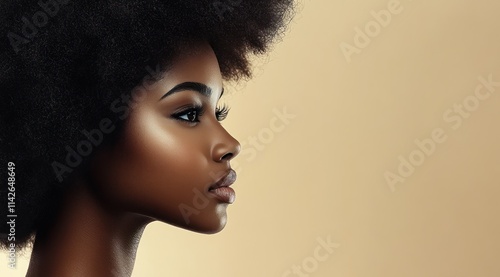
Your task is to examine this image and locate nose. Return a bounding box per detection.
[212,127,241,162]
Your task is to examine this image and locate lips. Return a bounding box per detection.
[208,169,237,203]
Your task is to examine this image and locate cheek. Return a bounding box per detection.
[89,115,210,220]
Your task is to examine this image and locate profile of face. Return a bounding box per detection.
[87,42,241,234]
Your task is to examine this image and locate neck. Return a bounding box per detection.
[27,175,152,277]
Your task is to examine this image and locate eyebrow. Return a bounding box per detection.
[158,82,224,101]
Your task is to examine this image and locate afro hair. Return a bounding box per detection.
[0,0,295,250]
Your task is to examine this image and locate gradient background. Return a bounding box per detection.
[3,0,500,276]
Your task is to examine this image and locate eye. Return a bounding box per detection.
[171,103,230,124]
[215,104,230,121]
[172,105,204,123]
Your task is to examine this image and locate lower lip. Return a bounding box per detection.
[208,187,235,204]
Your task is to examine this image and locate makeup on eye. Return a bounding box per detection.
[171,103,230,123]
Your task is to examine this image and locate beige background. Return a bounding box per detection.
[3,0,500,276]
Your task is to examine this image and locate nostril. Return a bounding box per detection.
[220,153,233,161]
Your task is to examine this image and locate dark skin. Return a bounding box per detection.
[26,42,241,276]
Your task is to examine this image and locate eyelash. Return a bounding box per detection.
[172,104,230,123]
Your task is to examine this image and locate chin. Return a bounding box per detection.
[201,219,228,234]
[154,205,230,234]
[186,213,229,234]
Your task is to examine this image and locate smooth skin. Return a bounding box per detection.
[27,42,241,277]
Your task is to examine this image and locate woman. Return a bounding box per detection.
[0,0,295,275]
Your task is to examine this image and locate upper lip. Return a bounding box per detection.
[209,169,237,190]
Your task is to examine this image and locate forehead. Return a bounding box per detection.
[159,43,223,95]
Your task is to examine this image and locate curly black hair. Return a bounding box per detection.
[0,0,295,250]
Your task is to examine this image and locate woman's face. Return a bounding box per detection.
[89,42,241,233]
